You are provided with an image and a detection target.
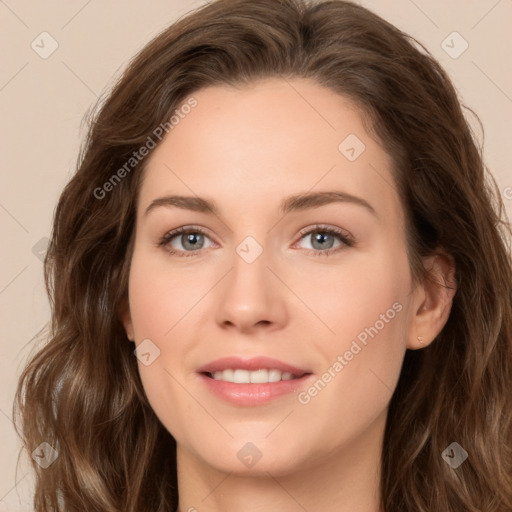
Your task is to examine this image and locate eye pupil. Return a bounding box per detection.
[182,232,204,250]
[312,232,334,250]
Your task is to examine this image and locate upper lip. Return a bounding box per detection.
[197,356,311,376]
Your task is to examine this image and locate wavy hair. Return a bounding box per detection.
[14,0,512,510]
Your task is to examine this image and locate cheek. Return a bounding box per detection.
[126,248,222,433]
[297,243,410,344]
[295,247,410,438]
[127,250,196,339]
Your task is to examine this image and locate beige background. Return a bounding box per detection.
[1,0,511,509]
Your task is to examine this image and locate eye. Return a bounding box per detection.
[158,224,354,258]
[158,226,215,257]
[294,224,354,257]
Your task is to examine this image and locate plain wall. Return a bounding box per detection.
[1,0,511,509]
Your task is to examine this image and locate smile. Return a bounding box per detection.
[197,356,314,406]
[207,368,304,383]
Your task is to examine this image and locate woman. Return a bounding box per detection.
[14,0,512,510]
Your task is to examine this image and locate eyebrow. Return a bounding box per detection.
[143,190,378,218]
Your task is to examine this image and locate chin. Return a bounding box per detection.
[180,433,309,476]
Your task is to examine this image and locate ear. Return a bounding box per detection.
[117,295,135,342]
[407,253,457,350]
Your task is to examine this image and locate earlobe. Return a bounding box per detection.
[117,297,135,342]
[407,254,457,350]
[124,323,135,342]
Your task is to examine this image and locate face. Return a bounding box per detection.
[122,77,422,476]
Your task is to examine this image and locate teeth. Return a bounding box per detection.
[234,369,250,383]
[211,369,299,383]
[268,369,282,382]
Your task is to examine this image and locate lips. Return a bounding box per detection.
[197,356,314,406]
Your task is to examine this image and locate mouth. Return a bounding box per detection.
[197,356,314,406]
[203,368,307,383]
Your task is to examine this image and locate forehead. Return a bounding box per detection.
[138,77,403,227]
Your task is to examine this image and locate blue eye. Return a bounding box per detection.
[158,226,214,258]
[158,224,354,258]
[295,225,354,256]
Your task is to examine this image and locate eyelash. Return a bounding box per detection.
[157,224,354,258]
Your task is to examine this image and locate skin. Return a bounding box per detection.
[120,77,456,512]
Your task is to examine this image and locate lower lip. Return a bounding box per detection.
[198,373,314,406]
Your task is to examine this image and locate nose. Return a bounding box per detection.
[215,245,289,335]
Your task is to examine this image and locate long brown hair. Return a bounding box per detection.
[14,0,512,510]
